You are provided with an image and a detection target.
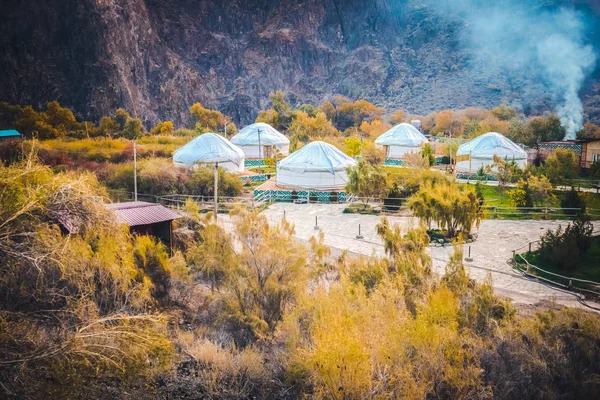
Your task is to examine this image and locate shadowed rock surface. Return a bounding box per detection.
[1,0,599,126]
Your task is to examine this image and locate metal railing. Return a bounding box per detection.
[511,232,600,300]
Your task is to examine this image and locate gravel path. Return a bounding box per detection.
[219,203,600,310]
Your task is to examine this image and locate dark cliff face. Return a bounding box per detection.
[0,0,599,126]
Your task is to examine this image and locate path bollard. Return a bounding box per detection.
[465,245,473,262]
[314,216,319,230]
[356,224,364,239]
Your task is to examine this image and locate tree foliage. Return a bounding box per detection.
[408,182,481,237]
[190,102,225,132]
[345,160,389,209]
[539,218,594,272]
[543,148,579,185]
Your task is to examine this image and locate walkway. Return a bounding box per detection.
[220,203,600,310]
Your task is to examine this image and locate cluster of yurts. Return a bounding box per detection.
[173,122,527,190]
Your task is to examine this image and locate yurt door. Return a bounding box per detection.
[264,145,273,158]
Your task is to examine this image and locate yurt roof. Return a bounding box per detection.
[173,133,244,167]
[278,141,357,174]
[456,132,527,159]
[230,122,290,146]
[375,123,428,147]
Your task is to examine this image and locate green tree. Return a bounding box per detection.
[185,166,243,197]
[298,103,318,117]
[114,108,130,130]
[189,102,224,132]
[226,122,238,136]
[543,148,579,185]
[543,114,566,142]
[255,91,293,130]
[561,187,586,215]
[45,100,76,134]
[98,116,119,136]
[408,182,481,237]
[491,105,517,121]
[422,143,435,166]
[345,160,389,209]
[539,218,593,272]
[528,174,555,206]
[122,117,144,139]
[489,155,523,186]
[507,119,536,146]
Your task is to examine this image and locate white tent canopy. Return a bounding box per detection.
[375,123,428,159]
[230,122,290,158]
[456,132,527,173]
[276,141,357,189]
[173,132,245,172]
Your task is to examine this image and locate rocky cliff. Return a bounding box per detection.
[1,0,599,126]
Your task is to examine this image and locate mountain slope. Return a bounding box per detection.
[0,0,599,126]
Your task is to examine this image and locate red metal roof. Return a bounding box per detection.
[106,201,179,226]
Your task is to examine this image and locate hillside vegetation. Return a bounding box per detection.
[1,157,600,399]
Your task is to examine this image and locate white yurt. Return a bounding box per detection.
[230,122,290,159]
[375,123,428,159]
[455,132,527,173]
[173,132,245,173]
[276,141,357,189]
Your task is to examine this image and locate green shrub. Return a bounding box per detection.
[185,167,242,198]
[539,218,593,271]
[561,187,586,215]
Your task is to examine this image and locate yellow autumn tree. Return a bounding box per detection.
[288,111,338,142]
[389,109,405,124]
[190,102,225,132]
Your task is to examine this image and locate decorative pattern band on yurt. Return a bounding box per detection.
[375,123,428,159]
[173,132,245,173]
[455,132,527,173]
[230,122,290,159]
[276,141,357,189]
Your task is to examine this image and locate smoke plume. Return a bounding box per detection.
[423,0,597,140]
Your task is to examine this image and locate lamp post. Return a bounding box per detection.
[359,132,364,159]
[133,140,138,201]
[214,162,218,221]
[257,128,262,173]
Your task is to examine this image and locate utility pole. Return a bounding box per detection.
[359,132,364,159]
[214,162,218,221]
[469,150,472,174]
[133,140,138,201]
